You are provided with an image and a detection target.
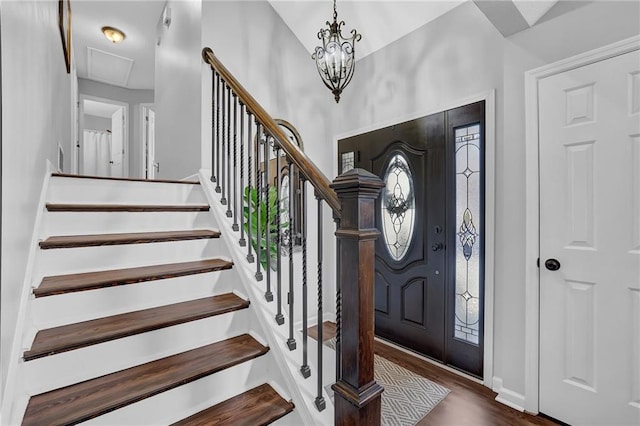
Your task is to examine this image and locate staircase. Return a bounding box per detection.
[4,46,385,425]
[6,173,300,425]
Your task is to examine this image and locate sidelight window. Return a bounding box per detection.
[454,124,482,344]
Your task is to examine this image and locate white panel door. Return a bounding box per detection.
[539,49,640,425]
[110,108,125,177]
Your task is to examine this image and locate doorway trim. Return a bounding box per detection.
[78,94,129,176]
[140,103,154,179]
[333,90,496,388]
[523,35,640,414]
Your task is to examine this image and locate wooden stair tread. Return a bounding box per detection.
[24,294,249,361]
[172,383,294,426]
[34,258,233,298]
[22,334,268,426]
[46,203,210,212]
[39,229,220,249]
[52,173,200,185]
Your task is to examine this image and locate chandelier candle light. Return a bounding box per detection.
[312,0,361,103]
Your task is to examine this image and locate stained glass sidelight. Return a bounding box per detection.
[454,124,482,345]
[341,151,355,173]
[381,153,415,261]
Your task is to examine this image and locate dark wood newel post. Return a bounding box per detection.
[330,168,384,426]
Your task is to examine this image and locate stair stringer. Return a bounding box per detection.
[1,161,56,424]
[198,169,335,426]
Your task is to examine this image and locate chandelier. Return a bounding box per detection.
[312,0,361,103]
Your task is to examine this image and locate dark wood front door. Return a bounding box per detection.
[338,102,485,378]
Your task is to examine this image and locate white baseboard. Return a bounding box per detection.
[492,376,525,412]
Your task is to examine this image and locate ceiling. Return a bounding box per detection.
[269,1,465,60]
[70,0,558,91]
[72,0,164,90]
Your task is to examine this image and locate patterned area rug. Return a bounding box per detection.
[374,355,450,425]
[325,338,450,426]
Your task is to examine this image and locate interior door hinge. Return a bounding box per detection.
[537,258,540,268]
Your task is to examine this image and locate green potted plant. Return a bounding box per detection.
[243,186,288,271]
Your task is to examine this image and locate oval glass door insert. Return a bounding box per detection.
[381,153,416,261]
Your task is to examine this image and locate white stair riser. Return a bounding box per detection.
[47,178,207,205]
[272,410,304,425]
[34,238,232,277]
[82,354,273,426]
[32,270,237,328]
[23,309,252,395]
[42,211,216,237]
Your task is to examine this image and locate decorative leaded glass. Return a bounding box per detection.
[280,173,291,253]
[341,151,355,173]
[381,153,415,261]
[454,124,481,344]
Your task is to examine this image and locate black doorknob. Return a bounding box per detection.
[544,258,561,271]
[432,243,444,252]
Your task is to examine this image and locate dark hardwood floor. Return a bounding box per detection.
[374,340,557,426]
[310,321,558,426]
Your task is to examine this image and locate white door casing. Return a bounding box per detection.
[110,108,125,178]
[148,109,156,179]
[536,48,640,424]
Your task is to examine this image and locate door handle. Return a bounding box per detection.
[431,243,444,252]
[544,258,561,271]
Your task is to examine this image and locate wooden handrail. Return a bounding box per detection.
[202,47,341,217]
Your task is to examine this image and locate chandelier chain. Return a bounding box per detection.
[333,0,337,22]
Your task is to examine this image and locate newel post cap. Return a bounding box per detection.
[330,168,384,198]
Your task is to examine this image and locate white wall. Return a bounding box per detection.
[201,1,339,321]
[201,1,337,176]
[1,0,72,396]
[77,79,154,178]
[334,0,640,401]
[497,0,640,397]
[83,114,111,132]
[154,0,202,180]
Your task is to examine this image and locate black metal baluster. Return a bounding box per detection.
[263,131,273,302]
[315,194,325,411]
[239,102,246,246]
[300,178,310,378]
[232,94,239,229]
[255,122,263,282]
[286,162,296,351]
[246,113,255,263]
[219,81,226,200]
[275,148,284,324]
[225,86,232,217]
[215,74,221,192]
[211,72,216,183]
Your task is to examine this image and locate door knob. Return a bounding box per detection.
[544,258,561,271]
[432,243,444,252]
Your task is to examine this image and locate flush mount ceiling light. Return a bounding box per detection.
[312,0,361,103]
[101,26,126,44]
